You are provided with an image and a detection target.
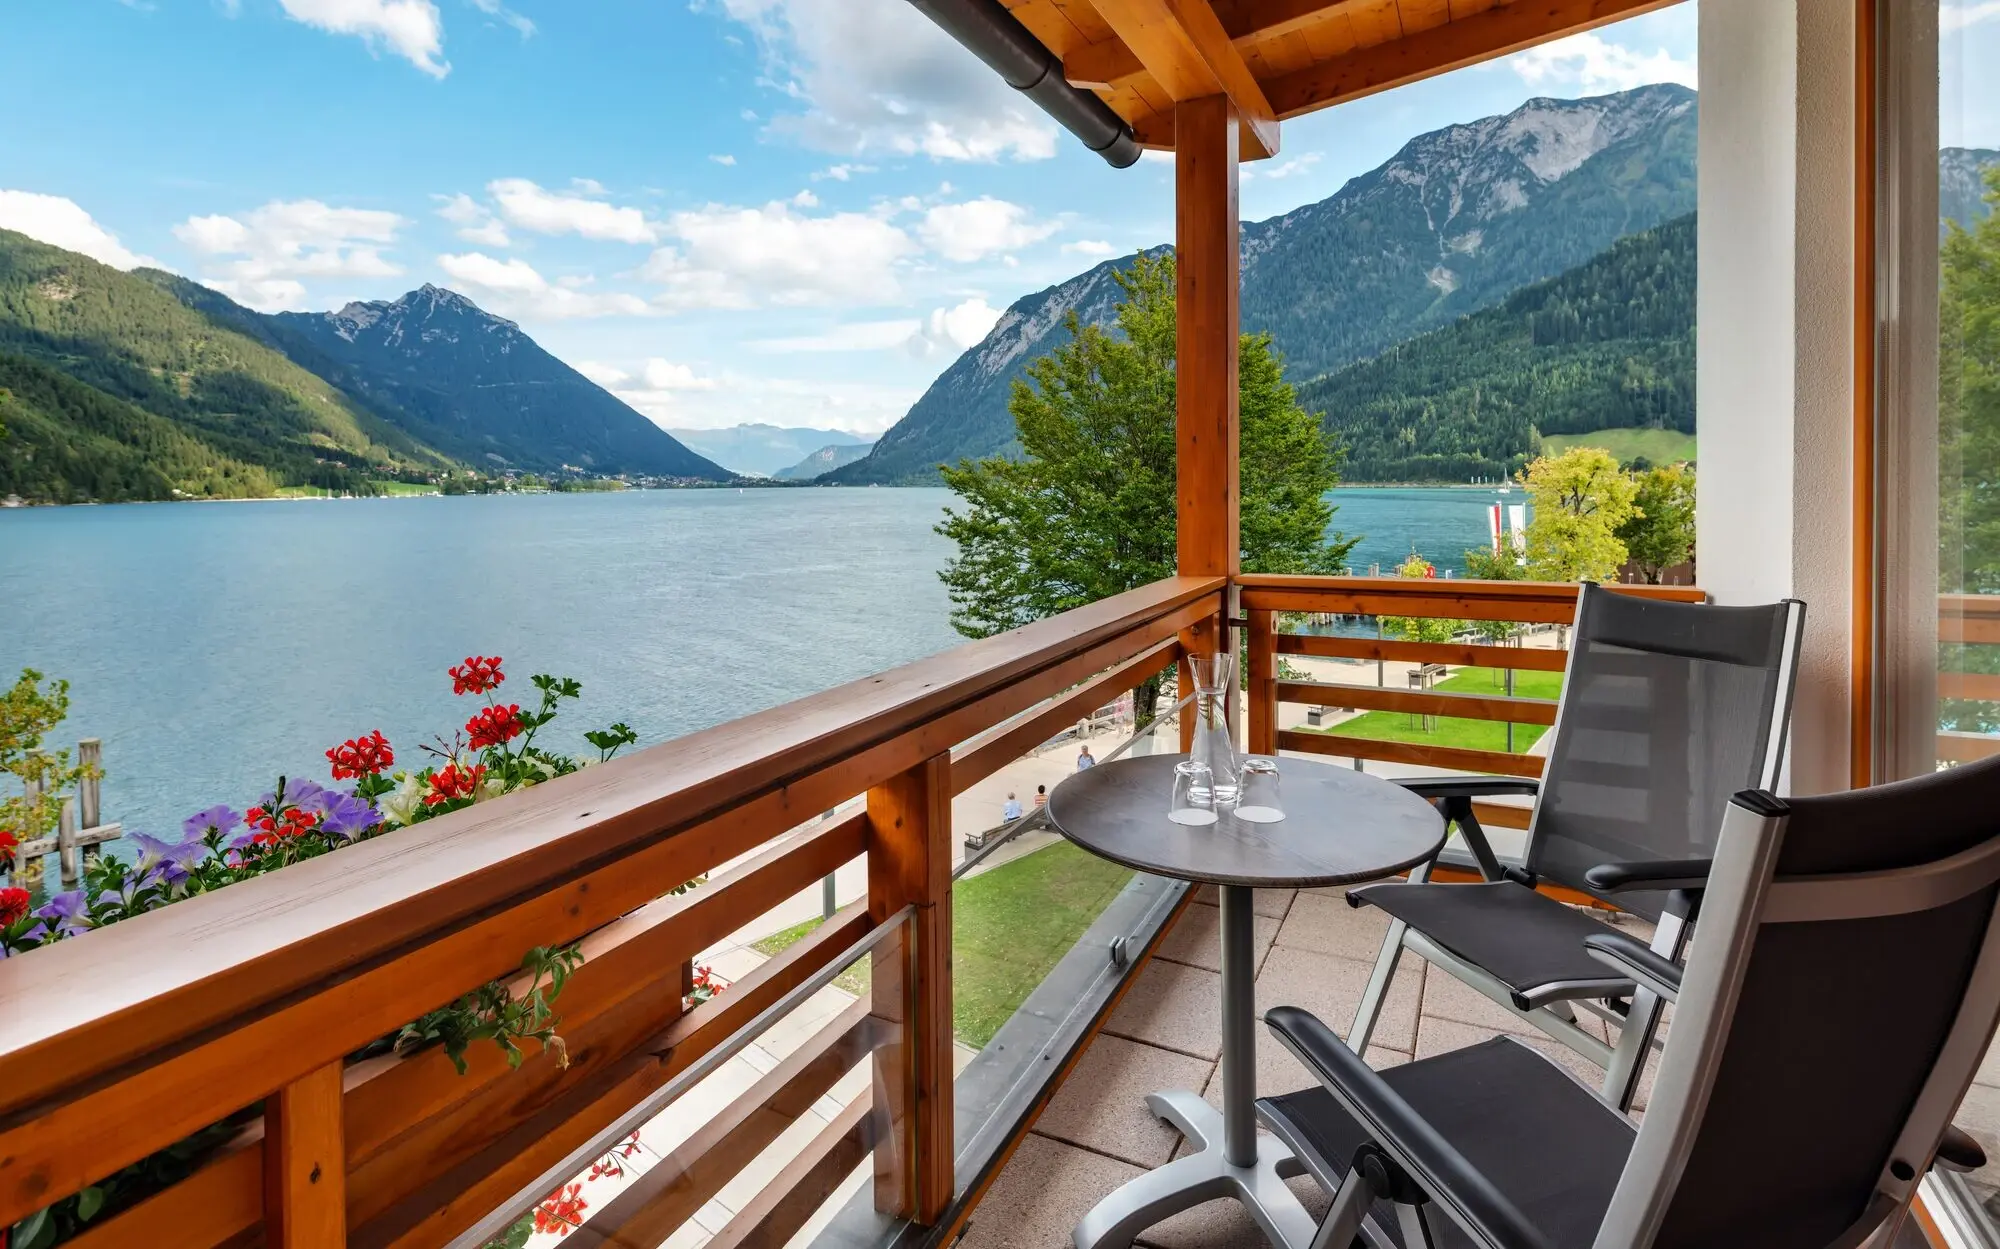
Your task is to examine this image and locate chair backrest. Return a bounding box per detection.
[1525,585,1805,920]
[1596,755,2000,1249]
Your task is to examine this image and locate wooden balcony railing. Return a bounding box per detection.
[1238,575,1707,834]
[0,576,1224,1249]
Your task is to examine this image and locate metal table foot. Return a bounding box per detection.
[1072,1090,1319,1249]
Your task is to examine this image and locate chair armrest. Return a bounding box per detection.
[1936,1124,1988,1173]
[1265,1006,1557,1249]
[1583,932,1681,1003]
[1584,858,1712,895]
[1395,777,1542,801]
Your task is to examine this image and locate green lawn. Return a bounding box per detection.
[1542,428,1696,466]
[370,480,436,495]
[749,839,1133,1048]
[1312,664,1560,754]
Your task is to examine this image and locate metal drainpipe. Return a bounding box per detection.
[904,0,1143,169]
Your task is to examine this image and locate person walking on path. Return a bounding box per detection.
[1003,792,1023,823]
[1033,784,1048,809]
[1077,746,1096,771]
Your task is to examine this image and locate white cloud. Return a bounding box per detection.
[175,199,404,310]
[640,200,918,308]
[489,178,658,244]
[0,191,159,270]
[1245,152,1321,182]
[1063,239,1115,258]
[436,251,650,319]
[791,189,819,208]
[574,360,629,387]
[927,296,1000,349]
[709,154,738,167]
[278,0,448,77]
[434,191,511,247]
[751,319,924,352]
[466,0,534,37]
[1509,31,1696,94]
[917,197,1057,263]
[719,0,1056,162]
[585,357,723,419]
[1138,150,1174,165]
[812,163,875,181]
[631,372,915,433]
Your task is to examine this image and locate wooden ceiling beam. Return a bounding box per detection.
[1065,0,1363,94]
[1085,0,1281,157]
[1261,0,1687,118]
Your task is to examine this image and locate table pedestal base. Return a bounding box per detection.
[1071,1091,1319,1249]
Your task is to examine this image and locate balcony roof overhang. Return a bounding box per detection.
[908,0,1689,165]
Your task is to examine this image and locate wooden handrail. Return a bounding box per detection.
[0,576,1221,1104]
[0,574,1227,1238]
[1238,574,1705,620]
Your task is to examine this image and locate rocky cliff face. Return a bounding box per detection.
[830,84,1699,485]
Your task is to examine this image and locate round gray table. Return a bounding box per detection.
[1048,753,1444,1249]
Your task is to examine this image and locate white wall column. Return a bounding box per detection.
[1697,0,1857,794]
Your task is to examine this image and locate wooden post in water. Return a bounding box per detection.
[57,797,80,889]
[78,739,102,829]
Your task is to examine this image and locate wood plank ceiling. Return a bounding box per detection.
[1000,0,1686,158]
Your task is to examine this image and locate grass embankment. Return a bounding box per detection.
[1542,428,1696,466]
[751,839,1133,1047]
[1313,664,1561,754]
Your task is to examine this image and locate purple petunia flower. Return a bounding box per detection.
[127,831,179,872]
[285,781,329,814]
[320,791,379,841]
[184,805,242,841]
[37,889,92,937]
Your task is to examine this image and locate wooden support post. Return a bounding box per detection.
[865,754,953,1223]
[1176,93,1242,753]
[77,738,102,830]
[56,797,79,890]
[1175,93,1241,584]
[263,1061,345,1248]
[1247,609,1276,755]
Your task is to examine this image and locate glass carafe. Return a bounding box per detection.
[1185,652,1239,805]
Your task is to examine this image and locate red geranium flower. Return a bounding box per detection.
[327,730,395,779]
[245,803,319,846]
[465,704,525,751]
[534,1183,588,1236]
[0,887,30,926]
[425,762,487,806]
[449,655,505,696]
[0,829,16,858]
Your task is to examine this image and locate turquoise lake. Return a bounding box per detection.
[0,485,1508,837]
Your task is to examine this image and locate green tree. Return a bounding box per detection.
[937,253,1356,704]
[1522,447,1639,582]
[1617,463,1696,583]
[1941,167,2000,593]
[1380,553,1466,644]
[1461,546,1525,644]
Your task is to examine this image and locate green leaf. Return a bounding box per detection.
[76,1185,106,1222]
[14,1208,55,1249]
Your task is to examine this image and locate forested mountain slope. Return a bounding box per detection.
[829,84,1698,485]
[1300,213,1693,482]
[0,229,437,496]
[270,287,728,479]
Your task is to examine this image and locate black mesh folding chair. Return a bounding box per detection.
[1347,584,1806,1110]
[1260,756,2000,1249]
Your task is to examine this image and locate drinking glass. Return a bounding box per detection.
[1235,757,1283,823]
[1169,761,1218,826]
[1184,652,1239,804]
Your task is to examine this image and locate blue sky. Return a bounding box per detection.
[0,0,1974,437]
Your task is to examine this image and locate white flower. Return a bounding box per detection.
[380,772,426,827]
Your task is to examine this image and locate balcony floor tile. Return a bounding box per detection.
[957,1133,1148,1249]
[1037,1033,1217,1169]
[1154,901,1282,975]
